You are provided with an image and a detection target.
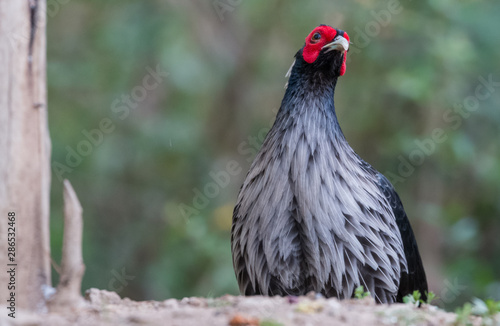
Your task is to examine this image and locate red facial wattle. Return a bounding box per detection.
[302,26,337,64]
[302,26,349,76]
[339,32,349,76]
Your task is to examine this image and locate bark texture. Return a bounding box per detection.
[0,0,51,311]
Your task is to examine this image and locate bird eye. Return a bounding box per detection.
[311,32,321,43]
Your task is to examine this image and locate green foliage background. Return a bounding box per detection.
[47,0,500,309]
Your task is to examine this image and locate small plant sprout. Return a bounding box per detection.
[403,290,421,306]
[425,291,437,304]
[403,290,437,306]
[454,298,500,325]
[354,286,371,299]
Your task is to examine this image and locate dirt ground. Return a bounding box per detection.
[1,288,485,326]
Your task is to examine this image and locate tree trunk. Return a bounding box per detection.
[0,0,51,312]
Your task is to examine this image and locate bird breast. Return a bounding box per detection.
[233,104,406,300]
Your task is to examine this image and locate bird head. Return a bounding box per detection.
[301,25,350,76]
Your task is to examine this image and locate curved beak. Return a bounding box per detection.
[322,36,349,54]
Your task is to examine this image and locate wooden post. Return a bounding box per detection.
[0,0,51,311]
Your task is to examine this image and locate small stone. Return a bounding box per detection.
[160,298,178,309]
[187,297,205,307]
[295,300,324,314]
[326,298,341,311]
[229,314,259,326]
[306,291,317,299]
[85,288,121,305]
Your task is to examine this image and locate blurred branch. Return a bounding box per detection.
[49,180,86,311]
